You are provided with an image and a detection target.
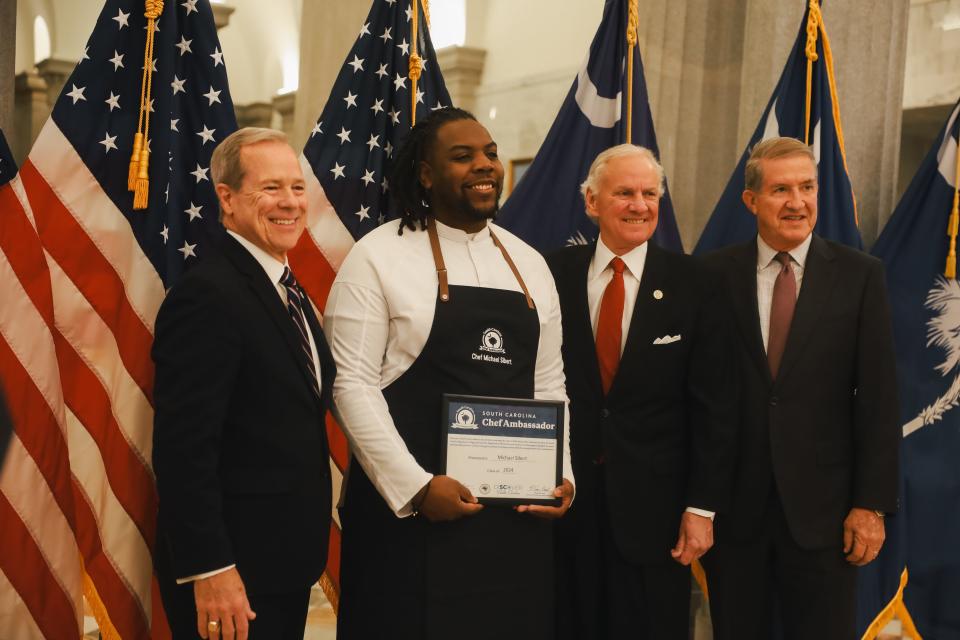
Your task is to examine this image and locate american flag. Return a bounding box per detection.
[288,0,451,608]
[0,0,236,636]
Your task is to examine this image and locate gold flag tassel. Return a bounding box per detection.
[81,559,122,640]
[945,140,960,277]
[625,0,638,144]
[804,0,859,227]
[318,572,340,615]
[130,0,163,209]
[409,0,429,125]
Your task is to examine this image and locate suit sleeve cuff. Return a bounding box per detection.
[685,507,715,520]
[176,564,236,585]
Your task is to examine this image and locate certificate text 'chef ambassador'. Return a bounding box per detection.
[441,394,564,506]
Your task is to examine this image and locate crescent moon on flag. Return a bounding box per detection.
[574,59,622,129]
[937,102,959,188]
[760,98,822,163]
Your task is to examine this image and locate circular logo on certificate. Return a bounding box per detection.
[480,328,505,353]
[479,483,490,495]
[451,406,478,429]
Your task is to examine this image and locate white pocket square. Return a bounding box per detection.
[653,334,682,345]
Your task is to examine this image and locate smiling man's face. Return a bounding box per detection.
[587,155,661,255]
[418,118,504,233]
[217,140,307,263]
[743,153,819,252]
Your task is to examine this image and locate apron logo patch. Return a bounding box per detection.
[479,328,505,353]
[473,328,513,365]
[451,406,479,429]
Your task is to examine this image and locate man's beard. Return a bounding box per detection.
[453,185,502,221]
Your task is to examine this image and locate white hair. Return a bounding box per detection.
[580,144,665,203]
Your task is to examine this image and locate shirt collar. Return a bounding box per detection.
[433,218,491,243]
[590,237,648,281]
[227,229,289,286]
[756,233,812,270]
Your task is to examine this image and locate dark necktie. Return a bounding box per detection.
[596,257,626,395]
[767,252,796,379]
[280,266,321,398]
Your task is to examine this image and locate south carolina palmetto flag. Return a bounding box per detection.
[861,97,960,639]
[694,0,861,254]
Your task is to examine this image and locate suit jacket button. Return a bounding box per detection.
[601,408,611,418]
[769,396,778,406]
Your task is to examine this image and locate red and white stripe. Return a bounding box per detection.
[0,119,171,639]
[287,158,358,606]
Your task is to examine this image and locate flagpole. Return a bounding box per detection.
[803,1,820,146]
[945,140,960,277]
[625,0,638,144]
[804,0,859,227]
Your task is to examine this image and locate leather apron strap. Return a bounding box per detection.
[426,217,535,310]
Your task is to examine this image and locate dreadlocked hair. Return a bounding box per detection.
[390,106,478,234]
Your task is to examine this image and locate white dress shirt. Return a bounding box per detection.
[588,237,714,520]
[756,233,811,352]
[177,230,324,584]
[324,219,574,517]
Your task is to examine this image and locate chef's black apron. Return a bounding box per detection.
[337,220,554,640]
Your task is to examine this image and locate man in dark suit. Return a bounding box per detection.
[702,137,899,639]
[548,144,738,638]
[153,128,335,640]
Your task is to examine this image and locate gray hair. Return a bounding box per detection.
[744,137,817,192]
[211,127,291,190]
[580,144,665,203]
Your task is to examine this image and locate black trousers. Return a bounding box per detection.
[158,574,311,640]
[557,466,691,640]
[703,493,857,640]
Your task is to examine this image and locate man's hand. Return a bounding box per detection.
[843,507,885,566]
[416,475,484,522]
[194,568,256,640]
[670,512,714,566]
[516,478,574,519]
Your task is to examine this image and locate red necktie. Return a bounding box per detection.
[596,257,626,395]
[767,252,796,379]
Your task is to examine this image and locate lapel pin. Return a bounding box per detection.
[653,289,663,300]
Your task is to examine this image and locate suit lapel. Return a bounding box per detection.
[608,243,667,398]
[567,246,604,398]
[729,241,771,383]
[775,235,837,383]
[221,235,322,406]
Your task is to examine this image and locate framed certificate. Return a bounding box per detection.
[440,394,564,506]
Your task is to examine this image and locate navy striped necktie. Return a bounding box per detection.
[280,266,321,399]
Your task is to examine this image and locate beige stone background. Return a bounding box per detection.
[6,0,960,249]
[5,0,960,638]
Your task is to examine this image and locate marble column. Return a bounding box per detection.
[293,0,369,149]
[0,0,15,135]
[638,0,909,249]
[272,91,297,138]
[13,69,47,162]
[434,46,487,114]
[235,102,275,129]
[36,58,77,112]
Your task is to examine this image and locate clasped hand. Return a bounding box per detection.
[415,475,573,522]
